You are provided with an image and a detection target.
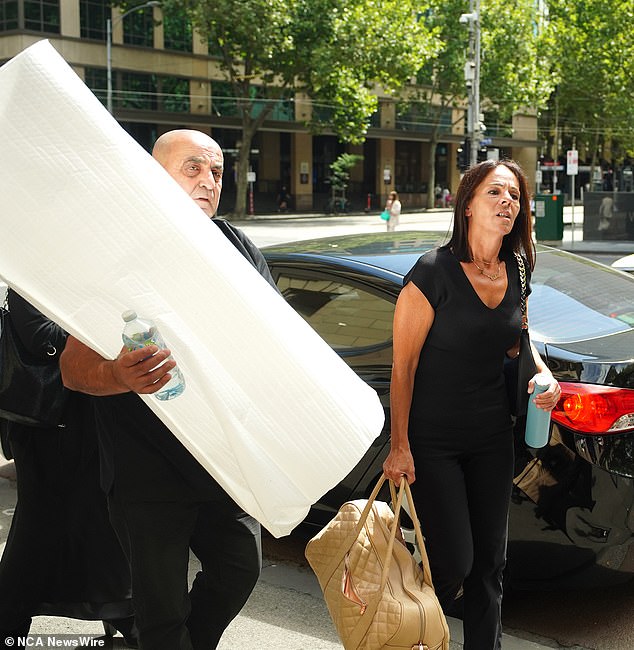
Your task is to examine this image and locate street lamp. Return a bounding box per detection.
[460,0,481,168]
[106,1,161,114]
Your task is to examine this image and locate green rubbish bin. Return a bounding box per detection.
[534,194,564,242]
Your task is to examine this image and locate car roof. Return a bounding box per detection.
[262,231,448,277]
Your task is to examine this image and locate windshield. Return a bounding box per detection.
[530,249,634,343]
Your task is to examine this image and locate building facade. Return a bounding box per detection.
[0,0,540,214]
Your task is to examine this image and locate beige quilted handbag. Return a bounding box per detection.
[305,474,449,650]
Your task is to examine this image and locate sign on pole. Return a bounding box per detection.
[567,149,578,176]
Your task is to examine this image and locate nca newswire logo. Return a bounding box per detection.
[6,637,109,648]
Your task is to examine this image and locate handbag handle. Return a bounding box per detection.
[380,475,435,591]
[322,473,434,591]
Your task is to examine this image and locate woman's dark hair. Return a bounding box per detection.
[444,159,535,270]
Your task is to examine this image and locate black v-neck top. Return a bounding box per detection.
[404,247,531,432]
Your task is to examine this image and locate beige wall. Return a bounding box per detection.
[60,0,80,38]
[291,133,313,210]
[512,113,539,195]
[376,138,395,204]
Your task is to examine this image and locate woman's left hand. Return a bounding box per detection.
[529,372,561,412]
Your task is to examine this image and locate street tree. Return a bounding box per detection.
[158,0,440,218]
[544,0,634,173]
[326,153,363,213]
[399,0,554,207]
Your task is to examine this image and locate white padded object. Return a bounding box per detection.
[0,41,384,537]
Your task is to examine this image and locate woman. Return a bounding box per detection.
[0,290,137,647]
[384,190,401,232]
[383,160,561,649]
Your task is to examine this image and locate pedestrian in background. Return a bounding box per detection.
[383,159,560,649]
[0,290,136,648]
[60,130,277,650]
[385,190,401,232]
[276,185,291,213]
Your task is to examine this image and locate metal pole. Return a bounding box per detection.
[472,0,481,168]
[467,1,476,167]
[106,17,112,113]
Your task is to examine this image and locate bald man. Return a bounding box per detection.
[60,130,276,650]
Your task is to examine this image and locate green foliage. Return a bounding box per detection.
[545,0,634,157]
[158,0,440,215]
[328,153,364,191]
[409,0,554,121]
[160,0,440,143]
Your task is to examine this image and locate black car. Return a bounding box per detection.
[263,231,634,590]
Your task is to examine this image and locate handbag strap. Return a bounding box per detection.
[513,251,529,330]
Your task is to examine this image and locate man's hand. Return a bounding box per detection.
[112,345,176,395]
[61,336,176,397]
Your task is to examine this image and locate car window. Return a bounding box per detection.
[275,272,394,351]
[531,250,634,342]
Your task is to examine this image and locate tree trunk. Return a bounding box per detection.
[426,134,439,209]
[589,130,601,192]
[233,126,255,219]
[230,104,275,219]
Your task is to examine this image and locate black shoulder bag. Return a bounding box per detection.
[504,253,537,418]
[0,298,68,428]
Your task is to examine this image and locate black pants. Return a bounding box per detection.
[410,423,514,650]
[108,490,261,650]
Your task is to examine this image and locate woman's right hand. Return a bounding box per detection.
[383,447,416,485]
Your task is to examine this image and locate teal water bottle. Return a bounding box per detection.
[525,381,551,448]
[121,310,186,400]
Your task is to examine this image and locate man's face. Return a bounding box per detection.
[162,136,224,217]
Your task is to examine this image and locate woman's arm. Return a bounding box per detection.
[383,282,435,484]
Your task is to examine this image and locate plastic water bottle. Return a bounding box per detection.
[121,310,185,401]
[525,380,551,448]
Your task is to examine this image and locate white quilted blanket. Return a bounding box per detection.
[0,41,384,537]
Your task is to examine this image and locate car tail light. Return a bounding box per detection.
[551,383,634,435]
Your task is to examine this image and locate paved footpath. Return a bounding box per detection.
[0,458,588,650]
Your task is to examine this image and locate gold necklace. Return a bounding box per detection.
[472,258,501,281]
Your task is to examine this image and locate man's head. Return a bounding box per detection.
[152,129,223,218]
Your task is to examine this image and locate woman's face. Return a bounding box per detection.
[465,165,521,236]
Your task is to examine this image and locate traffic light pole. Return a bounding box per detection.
[461,0,481,168]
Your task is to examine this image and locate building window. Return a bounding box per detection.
[396,103,452,134]
[163,11,192,52]
[86,68,189,112]
[121,71,157,110]
[0,0,19,31]
[211,82,293,121]
[160,76,190,112]
[84,67,107,105]
[123,7,153,47]
[80,0,108,41]
[395,140,423,194]
[24,0,60,33]
[208,35,222,57]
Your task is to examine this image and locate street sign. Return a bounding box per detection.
[540,164,564,171]
[567,149,578,176]
[247,171,256,182]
